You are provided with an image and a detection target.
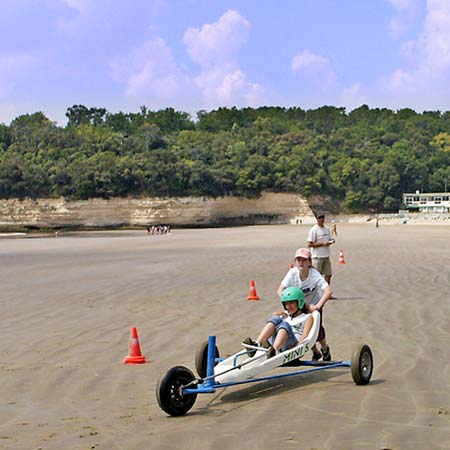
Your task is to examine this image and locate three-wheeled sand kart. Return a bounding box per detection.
[156,311,373,416]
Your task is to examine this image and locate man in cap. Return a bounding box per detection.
[307,213,334,286]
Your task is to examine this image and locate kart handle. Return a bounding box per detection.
[185,346,269,388]
[183,336,269,391]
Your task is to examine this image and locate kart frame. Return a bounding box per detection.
[184,335,352,394]
[156,332,373,416]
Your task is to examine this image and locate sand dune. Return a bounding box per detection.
[0,224,449,449]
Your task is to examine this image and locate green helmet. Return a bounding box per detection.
[281,286,305,309]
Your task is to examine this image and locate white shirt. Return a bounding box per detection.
[307,224,332,258]
[285,313,311,341]
[280,267,329,306]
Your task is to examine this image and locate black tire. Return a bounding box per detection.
[156,366,197,416]
[351,344,373,385]
[195,340,220,379]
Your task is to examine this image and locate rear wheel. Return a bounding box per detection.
[351,344,373,385]
[195,340,220,379]
[156,366,197,416]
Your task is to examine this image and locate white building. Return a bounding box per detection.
[402,191,450,213]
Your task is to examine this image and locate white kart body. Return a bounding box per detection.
[214,310,320,384]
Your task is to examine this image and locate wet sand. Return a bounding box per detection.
[0,224,449,450]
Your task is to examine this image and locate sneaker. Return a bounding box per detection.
[312,350,322,361]
[242,337,258,357]
[321,346,331,362]
[266,346,276,359]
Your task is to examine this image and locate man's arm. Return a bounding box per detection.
[308,240,330,248]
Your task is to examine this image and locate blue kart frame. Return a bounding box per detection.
[156,335,373,417]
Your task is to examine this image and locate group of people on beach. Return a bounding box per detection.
[247,213,336,362]
[147,225,171,235]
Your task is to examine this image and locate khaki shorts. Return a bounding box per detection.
[312,257,332,276]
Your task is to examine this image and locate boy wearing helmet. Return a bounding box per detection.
[245,286,313,357]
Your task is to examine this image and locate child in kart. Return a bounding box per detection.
[244,286,313,357]
[277,247,332,361]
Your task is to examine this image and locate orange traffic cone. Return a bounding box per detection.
[247,280,260,301]
[123,327,146,364]
[289,262,294,268]
[338,249,346,265]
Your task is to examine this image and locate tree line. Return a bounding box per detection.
[0,104,449,212]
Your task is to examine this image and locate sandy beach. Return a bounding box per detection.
[1,223,450,450]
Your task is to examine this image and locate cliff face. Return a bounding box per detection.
[0,192,314,229]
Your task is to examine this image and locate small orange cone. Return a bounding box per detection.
[289,262,294,268]
[247,280,260,301]
[338,249,346,265]
[123,327,146,364]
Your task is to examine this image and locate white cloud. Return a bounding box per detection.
[195,68,263,108]
[383,0,450,103]
[291,50,337,92]
[184,9,250,69]
[291,50,329,73]
[184,10,263,109]
[387,68,417,90]
[342,0,450,111]
[420,0,450,68]
[386,0,421,38]
[110,37,199,109]
[110,10,263,113]
[340,83,368,111]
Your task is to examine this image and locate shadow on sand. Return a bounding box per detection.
[187,366,385,417]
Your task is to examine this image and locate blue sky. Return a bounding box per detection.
[1,0,449,125]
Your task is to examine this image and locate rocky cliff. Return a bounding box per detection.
[0,192,314,229]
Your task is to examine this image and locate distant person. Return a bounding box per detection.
[307,213,334,286]
[331,220,337,237]
[277,248,332,361]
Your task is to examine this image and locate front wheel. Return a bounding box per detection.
[156,366,197,416]
[351,344,373,385]
[195,340,220,379]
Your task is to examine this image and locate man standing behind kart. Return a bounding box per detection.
[307,213,334,286]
